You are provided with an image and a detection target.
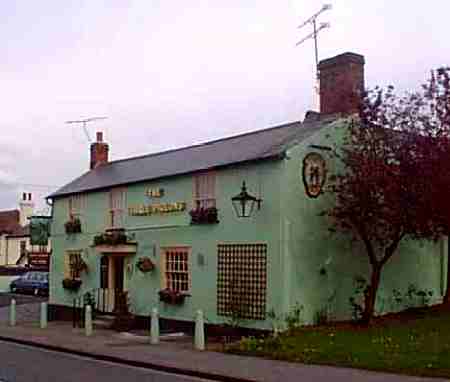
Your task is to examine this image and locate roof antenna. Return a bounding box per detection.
[65,117,108,143]
[296,4,332,111]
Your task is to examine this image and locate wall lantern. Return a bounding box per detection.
[231,181,262,218]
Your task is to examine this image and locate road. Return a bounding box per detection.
[0,340,212,382]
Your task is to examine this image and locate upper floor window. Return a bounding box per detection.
[68,194,87,219]
[193,172,216,209]
[109,188,126,228]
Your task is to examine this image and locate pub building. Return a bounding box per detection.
[47,52,446,329]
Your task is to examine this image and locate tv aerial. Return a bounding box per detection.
[65,116,108,143]
[296,4,332,72]
[296,4,332,110]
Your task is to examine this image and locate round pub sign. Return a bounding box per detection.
[302,152,327,198]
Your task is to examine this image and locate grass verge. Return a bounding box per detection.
[225,305,450,378]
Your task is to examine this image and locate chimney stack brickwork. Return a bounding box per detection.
[90,131,109,170]
[318,52,365,115]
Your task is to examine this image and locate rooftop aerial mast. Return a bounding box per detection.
[65,116,108,143]
[296,4,332,110]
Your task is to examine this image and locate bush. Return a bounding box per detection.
[64,218,82,234]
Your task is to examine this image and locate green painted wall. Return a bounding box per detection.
[49,120,447,329]
[281,121,446,324]
[50,160,285,330]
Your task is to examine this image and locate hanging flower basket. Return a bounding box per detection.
[62,278,82,290]
[189,207,219,225]
[93,229,130,246]
[136,257,155,273]
[65,218,82,234]
[158,288,186,305]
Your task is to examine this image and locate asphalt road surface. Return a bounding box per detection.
[0,340,212,382]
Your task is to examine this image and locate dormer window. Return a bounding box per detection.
[193,172,216,209]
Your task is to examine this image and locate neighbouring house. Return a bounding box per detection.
[47,52,447,329]
[0,193,52,268]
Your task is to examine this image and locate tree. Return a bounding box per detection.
[327,78,450,324]
[420,67,450,304]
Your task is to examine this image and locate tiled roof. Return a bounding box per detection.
[0,210,20,234]
[7,224,30,238]
[49,117,334,198]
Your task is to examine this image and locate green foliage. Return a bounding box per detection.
[349,276,368,321]
[62,278,81,290]
[227,307,450,378]
[285,303,304,330]
[93,230,130,246]
[65,218,82,234]
[392,284,434,309]
[266,303,304,334]
[314,307,329,325]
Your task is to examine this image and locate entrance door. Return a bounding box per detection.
[99,255,125,313]
[114,257,124,292]
[113,257,125,313]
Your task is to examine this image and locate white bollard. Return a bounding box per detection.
[194,309,205,351]
[85,305,93,337]
[9,299,16,327]
[150,308,159,345]
[40,302,48,329]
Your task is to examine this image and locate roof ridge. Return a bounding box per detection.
[0,209,19,215]
[104,120,302,167]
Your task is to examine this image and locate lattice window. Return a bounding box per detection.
[109,188,126,228]
[68,194,87,219]
[217,243,267,321]
[162,247,190,292]
[193,172,216,209]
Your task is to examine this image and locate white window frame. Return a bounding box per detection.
[108,188,126,229]
[193,172,216,209]
[160,246,191,293]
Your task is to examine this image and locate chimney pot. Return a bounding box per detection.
[318,52,365,115]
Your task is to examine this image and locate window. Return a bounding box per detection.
[64,251,82,280]
[193,172,216,209]
[68,194,87,219]
[161,247,190,292]
[108,188,126,228]
[217,243,267,320]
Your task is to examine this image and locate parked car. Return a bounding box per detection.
[9,272,49,296]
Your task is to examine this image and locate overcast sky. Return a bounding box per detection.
[0,0,448,211]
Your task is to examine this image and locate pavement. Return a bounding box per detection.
[0,302,447,382]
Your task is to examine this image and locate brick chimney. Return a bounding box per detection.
[318,52,365,115]
[90,131,109,170]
